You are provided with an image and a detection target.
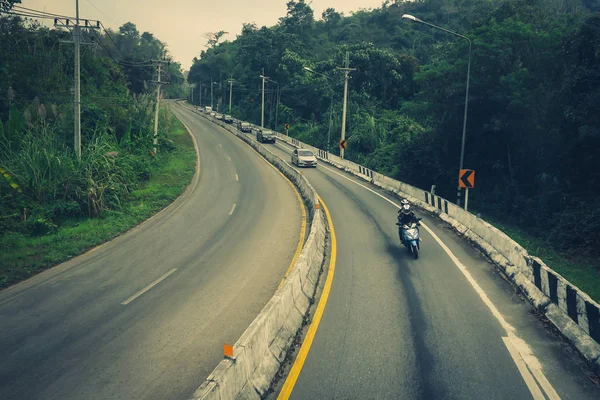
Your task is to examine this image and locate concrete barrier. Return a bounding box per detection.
[271,121,600,371]
[178,104,328,399]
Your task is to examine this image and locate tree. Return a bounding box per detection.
[0,0,17,12]
[204,31,228,48]
[184,0,600,258]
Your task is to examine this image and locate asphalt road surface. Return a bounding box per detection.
[226,124,599,400]
[0,102,302,400]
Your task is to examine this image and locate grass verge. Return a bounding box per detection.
[0,108,196,289]
[480,214,600,303]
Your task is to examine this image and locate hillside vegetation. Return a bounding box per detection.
[188,0,600,282]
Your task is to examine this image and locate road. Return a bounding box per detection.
[224,124,599,399]
[0,103,303,400]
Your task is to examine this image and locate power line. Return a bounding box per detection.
[1,11,59,20]
[99,22,124,59]
[88,28,152,68]
[85,0,118,25]
[12,5,74,19]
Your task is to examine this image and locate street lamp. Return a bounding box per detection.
[259,72,267,128]
[402,14,472,208]
[209,80,219,110]
[304,67,335,152]
[267,77,279,129]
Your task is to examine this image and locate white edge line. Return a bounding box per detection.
[229,203,236,215]
[121,268,177,305]
[502,337,545,400]
[275,142,561,400]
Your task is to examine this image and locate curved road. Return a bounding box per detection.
[0,102,302,400]
[220,122,599,399]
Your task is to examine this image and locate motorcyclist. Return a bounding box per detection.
[397,200,420,245]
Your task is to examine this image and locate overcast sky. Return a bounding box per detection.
[22,0,386,69]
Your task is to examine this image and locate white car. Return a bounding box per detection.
[210,112,216,117]
[215,113,224,120]
[291,149,317,168]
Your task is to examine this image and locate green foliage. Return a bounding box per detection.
[186,0,600,267]
[0,16,185,243]
[0,109,196,287]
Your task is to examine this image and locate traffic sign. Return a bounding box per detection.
[459,169,475,188]
[284,123,290,130]
[340,139,347,149]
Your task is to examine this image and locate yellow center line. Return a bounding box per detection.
[277,194,337,400]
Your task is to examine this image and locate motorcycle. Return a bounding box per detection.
[396,219,421,259]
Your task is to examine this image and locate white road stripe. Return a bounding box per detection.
[502,337,545,400]
[229,203,236,215]
[227,156,232,162]
[235,174,239,182]
[121,268,177,305]
[219,143,223,148]
[284,147,561,400]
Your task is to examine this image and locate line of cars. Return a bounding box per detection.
[196,105,317,168]
[196,106,234,124]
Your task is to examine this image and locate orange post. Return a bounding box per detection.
[224,344,233,358]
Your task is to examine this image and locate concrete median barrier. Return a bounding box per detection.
[177,103,327,399]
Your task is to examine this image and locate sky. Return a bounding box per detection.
[22,0,387,70]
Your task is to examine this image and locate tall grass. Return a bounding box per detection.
[0,99,174,235]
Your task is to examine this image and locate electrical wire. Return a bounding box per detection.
[99,22,125,59]
[1,11,58,20]
[12,5,74,19]
[85,0,118,25]
[88,28,152,68]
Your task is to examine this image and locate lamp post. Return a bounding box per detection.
[266,77,279,128]
[259,71,267,128]
[304,67,335,153]
[402,14,472,208]
[228,77,234,113]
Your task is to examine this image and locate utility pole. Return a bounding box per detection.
[54,1,99,159]
[260,69,267,128]
[337,51,356,160]
[153,60,162,154]
[73,2,81,159]
[211,78,214,109]
[275,87,280,128]
[228,77,234,113]
[150,58,170,154]
[199,83,202,107]
[190,80,193,103]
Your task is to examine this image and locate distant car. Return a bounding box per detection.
[291,148,317,167]
[239,122,252,133]
[224,114,233,123]
[257,128,276,144]
[215,113,224,120]
[210,112,216,117]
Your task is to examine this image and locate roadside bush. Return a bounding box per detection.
[72,131,130,217]
[51,200,84,220]
[551,199,600,257]
[25,216,58,236]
